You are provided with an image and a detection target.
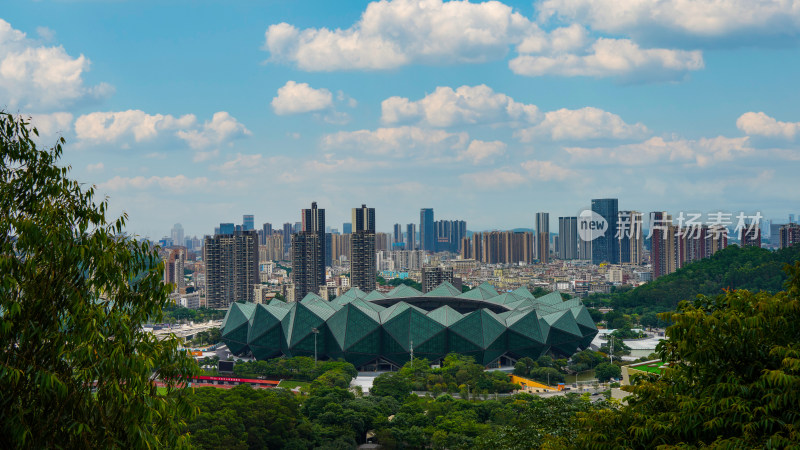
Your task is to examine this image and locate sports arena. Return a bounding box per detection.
[221,282,598,370]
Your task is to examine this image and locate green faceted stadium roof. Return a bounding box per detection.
[221,282,598,369]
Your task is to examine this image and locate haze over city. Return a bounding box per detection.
[3,0,799,238]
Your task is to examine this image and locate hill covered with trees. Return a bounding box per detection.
[587,244,800,315]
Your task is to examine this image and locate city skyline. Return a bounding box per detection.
[2,1,799,238]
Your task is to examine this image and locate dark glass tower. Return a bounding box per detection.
[350,204,376,292]
[591,198,619,264]
[558,216,578,260]
[291,202,326,301]
[420,208,435,252]
[406,223,416,250]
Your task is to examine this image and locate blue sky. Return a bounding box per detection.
[2,0,799,238]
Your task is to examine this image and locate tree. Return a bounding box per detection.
[593,363,621,382]
[0,113,198,447]
[371,372,413,401]
[575,262,800,448]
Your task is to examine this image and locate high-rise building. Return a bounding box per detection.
[650,212,675,279]
[351,204,376,292]
[790,214,796,224]
[163,248,185,293]
[405,223,416,251]
[591,198,619,264]
[617,211,643,264]
[330,233,351,265]
[259,234,284,262]
[218,223,235,235]
[343,222,352,234]
[740,226,762,248]
[393,223,403,244]
[535,212,549,263]
[282,222,293,256]
[375,232,392,252]
[421,265,458,293]
[461,231,533,264]
[325,233,333,267]
[243,215,254,231]
[293,222,302,233]
[434,219,466,253]
[291,202,326,302]
[204,229,259,308]
[420,208,435,252]
[579,235,592,260]
[261,223,273,245]
[558,217,578,260]
[170,223,184,249]
[779,223,800,248]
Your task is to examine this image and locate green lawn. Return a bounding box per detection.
[631,361,667,374]
[277,380,310,390]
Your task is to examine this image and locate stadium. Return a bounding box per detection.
[220,282,598,370]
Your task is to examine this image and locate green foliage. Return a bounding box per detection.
[593,363,621,382]
[162,305,226,323]
[187,356,612,449]
[373,354,519,398]
[575,262,800,448]
[475,394,603,450]
[0,112,198,447]
[233,356,357,383]
[599,335,630,358]
[568,349,607,373]
[610,327,645,339]
[388,277,423,291]
[372,371,414,401]
[586,244,800,317]
[188,386,313,449]
[189,327,222,346]
[530,286,551,297]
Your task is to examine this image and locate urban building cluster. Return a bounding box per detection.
[156,200,800,310]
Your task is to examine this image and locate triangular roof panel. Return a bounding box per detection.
[424,282,462,297]
[427,305,464,327]
[386,284,423,298]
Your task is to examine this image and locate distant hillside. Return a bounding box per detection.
[588,244,800,314]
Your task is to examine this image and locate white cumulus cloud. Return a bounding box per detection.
[537,0,800,44]
[459,140,507,164]
[98,175,211,193]
[382,85,647,141]
[736,112,799,139]
[563,136,753,167]
[75,110,196,143]
[176,112,251,149]
[322,126,468,156]
[75,110,250,150]
[515,107,649,141]
[264,0,536,71]
[381,84,540,126]
[272,81,334,115]
[0,19,113,110]
[263,1,707,82]
[509,38,703,81]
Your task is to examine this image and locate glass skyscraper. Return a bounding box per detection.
[420,208,435,252]
[591,198,619,264]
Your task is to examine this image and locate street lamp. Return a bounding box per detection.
[311,327,319,367]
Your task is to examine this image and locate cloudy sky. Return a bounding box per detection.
[3,0,799,238]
